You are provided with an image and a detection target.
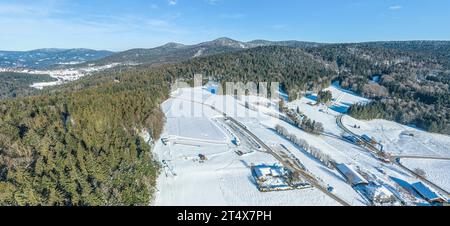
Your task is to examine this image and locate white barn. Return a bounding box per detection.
[335,163,369,186]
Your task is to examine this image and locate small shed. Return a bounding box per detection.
[343,135,358,144]
[206,81,220,95]
[232,137,240,146]
[198,154,207,161]
[361,134,373,143]
[412,182,446,203]
[336,163,369,186]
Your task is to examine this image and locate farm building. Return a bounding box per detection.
[251,164,293,192]
[232,137,240,146]
[205,81,220,95]
[335,163,369,186]
[361,134,373,143]
[364,184,399,206]
[253,165,282,181]
[198,154,207,161]
[342,135,359,144]
[411,182,447,203]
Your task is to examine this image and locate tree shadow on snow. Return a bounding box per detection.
[240,159,251,168]
[267,128,329,168]
[319,165,347,184]
[247,175,258,187]
[329,105,349,114]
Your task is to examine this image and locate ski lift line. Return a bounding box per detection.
[162,160,177,177]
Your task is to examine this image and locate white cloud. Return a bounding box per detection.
[0,0,64,17]
[0,0,187,50]
[388,5,402,11]
[168,0,177,5]
[0,0,182,35]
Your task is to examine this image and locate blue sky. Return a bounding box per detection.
[1,0,449,51]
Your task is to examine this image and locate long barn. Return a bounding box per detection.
[412,182,447,204]
[335,163,369,186]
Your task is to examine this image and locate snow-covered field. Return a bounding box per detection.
[2,62,135,89]
[151,84,449,206]
[153,141,339,206]
[340,112,450,195]
[324,84,371,113]
[401,159,450,192]
[153,88,343,205]
[342,117,450,158]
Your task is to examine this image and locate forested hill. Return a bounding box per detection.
[0,72,57,99]
[0,49,114,69]
[0,42,449,205]
[359,41,450,67]
[0,70,169,205]
[157,42,450,134]
[159,46,338,94]
[302,42,450,134]
[70,38,323,68]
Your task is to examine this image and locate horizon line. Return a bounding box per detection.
[2,38,450,52]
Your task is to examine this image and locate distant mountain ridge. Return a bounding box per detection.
[78,37,256,67]
[0,48,114,69]
[2,38,450,70]
[77,37,325,68]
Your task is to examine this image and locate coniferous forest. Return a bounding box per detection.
[0,72,57,99]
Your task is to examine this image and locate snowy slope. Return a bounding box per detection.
[152,86,449,206]
[401,159,450,192]
[342,117,450,158]
[153,89,341,205]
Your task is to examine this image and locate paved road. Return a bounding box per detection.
[394,156,450,161]
[175,96,351,206]
[227,117,351,206]
[337,115,383,155]
[337,114,450,198]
